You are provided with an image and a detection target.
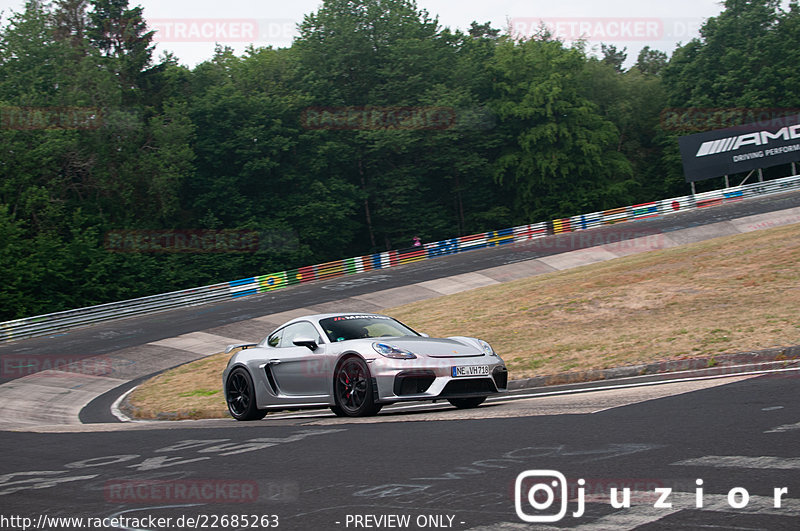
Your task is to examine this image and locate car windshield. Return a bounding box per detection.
[319,315,419,342]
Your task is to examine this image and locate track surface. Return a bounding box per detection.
[1,371,798,530]
[2,191,800,530]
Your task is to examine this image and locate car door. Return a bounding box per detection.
[267,321,331,397]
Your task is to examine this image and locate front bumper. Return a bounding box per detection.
[370,356,508,403]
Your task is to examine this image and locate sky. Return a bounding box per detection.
[0,0,733,68]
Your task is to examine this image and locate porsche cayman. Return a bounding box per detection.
[222,313,508,420]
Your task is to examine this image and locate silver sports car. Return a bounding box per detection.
[222,313,508,420]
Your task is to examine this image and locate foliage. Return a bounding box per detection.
[1,0,798,320]
[490,37,634,220]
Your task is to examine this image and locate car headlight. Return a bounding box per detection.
[372,342,417,359]
[478,339,497,356]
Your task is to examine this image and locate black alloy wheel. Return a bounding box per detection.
[226,367,267,421]
[331,357,382,417]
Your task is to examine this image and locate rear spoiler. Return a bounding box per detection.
[225,343,258,354]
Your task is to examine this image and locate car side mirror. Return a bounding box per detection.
[292,336,319,351]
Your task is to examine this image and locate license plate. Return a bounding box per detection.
[452,365,490,378]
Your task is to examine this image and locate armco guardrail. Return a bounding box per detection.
[2,174,800,343]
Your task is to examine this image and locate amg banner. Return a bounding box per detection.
[678,115,800,182]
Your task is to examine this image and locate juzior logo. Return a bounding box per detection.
[695,125,800,157]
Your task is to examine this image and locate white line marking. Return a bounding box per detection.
[672,455,800,470]
[766,421,800,433]
[111,386,139,423]
[259,366,799,421]
[512,359,797,392]
[109,363,798,424]
[505,366,800,402]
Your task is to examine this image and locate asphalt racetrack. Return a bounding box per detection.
[1,190,800,530]
[1,370,799,529]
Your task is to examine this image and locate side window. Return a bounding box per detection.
[279,321,322,348]
[266,329,282,348]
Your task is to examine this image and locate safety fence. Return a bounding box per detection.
[2,174,800,342]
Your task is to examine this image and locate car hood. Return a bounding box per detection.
[374,336,485,358]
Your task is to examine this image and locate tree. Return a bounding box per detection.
[634,46,668,76]
[662,0,783,107]
[294,0,441,104]
[0,0,70,105]
[601,43,627,72]
[52,0,88,50]
[293,0,474,249]
[468,21,500,39]
[86,0,155,90]
[659,0,798,191]
[491,36,633,221]
[18,0,798,320]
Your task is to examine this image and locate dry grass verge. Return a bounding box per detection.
[125,222,800,419]
[123,351,230,420]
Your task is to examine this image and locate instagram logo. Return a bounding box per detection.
[514,470,584,522]
[513,471,790,522]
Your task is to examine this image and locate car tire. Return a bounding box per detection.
[447,397,486,409]
[331,357,382,417]
[226,367,267,421]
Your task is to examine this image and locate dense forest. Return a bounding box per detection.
[1,0,799,320]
